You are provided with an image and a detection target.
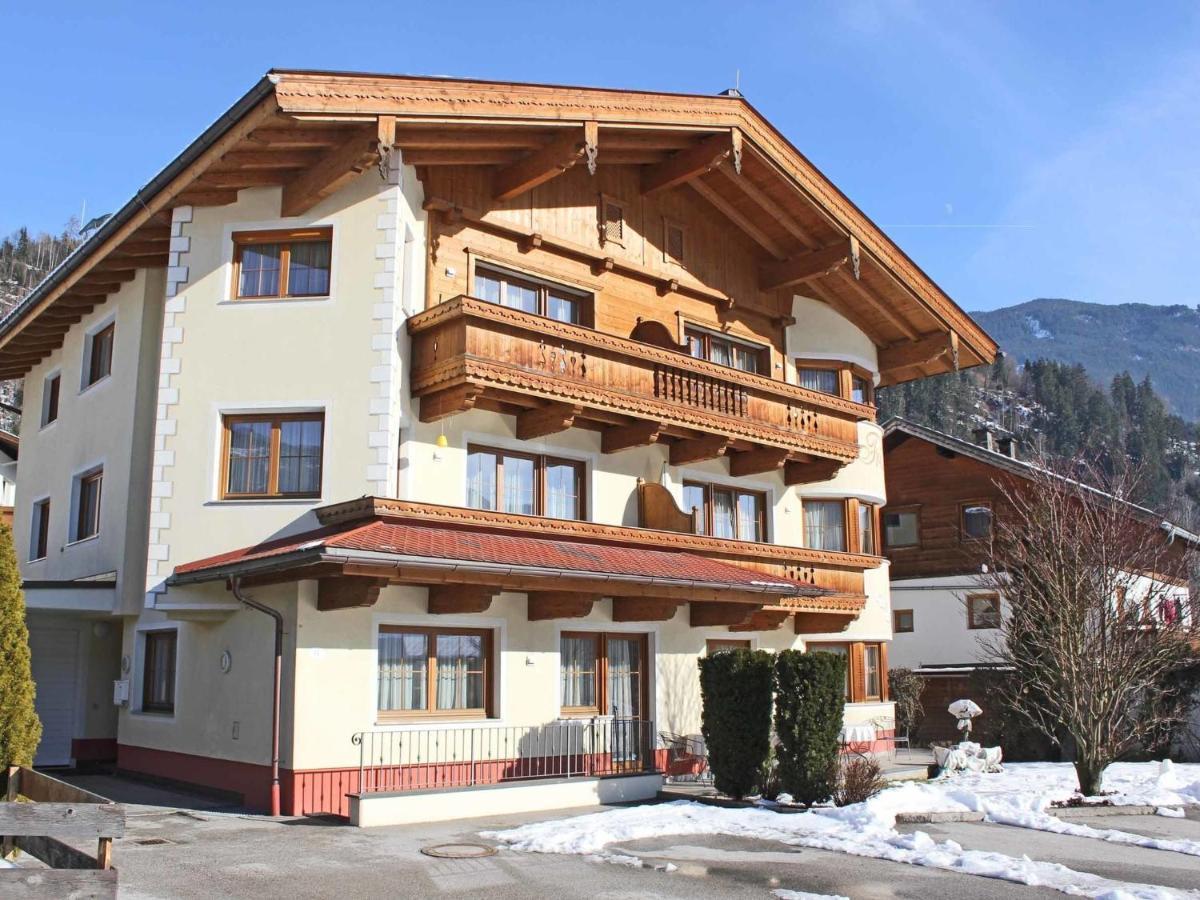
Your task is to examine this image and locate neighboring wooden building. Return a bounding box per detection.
[0,72,995,820]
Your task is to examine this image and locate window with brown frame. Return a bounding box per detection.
[795,359,874,406]
[42,373,60,426]
[863,642,884,700]
[960,500,994,541]
[30,499,50,561]
[664,220,685,265]
[560,632,648,717]
[893,609,914,634]
[599,195,625,247]
[377,625,494,719]
[221,413,324,500]
[706,638,751,655]
[684,326,768,375]
[142,629,177,714]
[85,323,114,387]
[231,228,332,300]
[857,502,878,555]
[467,445,585,520]
[682,481,767,542]
[884,507,920,549]
[967,593,1001,629]
[803,499,847,552]
[808,641,889,703]
[474,264,591,326]
[74,468,102,542]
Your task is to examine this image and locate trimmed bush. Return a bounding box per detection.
[0,523,41,766]
[698,648,774,799]
[774,649,846,805]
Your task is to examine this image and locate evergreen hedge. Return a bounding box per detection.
[0,523,41,766]
[774,650,846,805]
[698,648,773,799]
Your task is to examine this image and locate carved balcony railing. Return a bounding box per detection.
[407,297,872,473]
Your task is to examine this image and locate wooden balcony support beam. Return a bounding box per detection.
[527,591,598,621]
[690,601,761,627]
[417,384,481,422]
[670,434,732,466]
[759,240,858,292]
[427,584,497,615]
[515,402,583,440]
[730,609,791,632]
[492,121,598,202]
[878,331,959,378]
[602,420,664,454]
[281,117,394,218]
[612,597,683,622]
[784,457,847,486]
[793,612,855,634]
[317,575,388,611]
[641,129,742,195]
[729,447,790,477]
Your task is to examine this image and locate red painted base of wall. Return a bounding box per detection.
[71,738,117,762]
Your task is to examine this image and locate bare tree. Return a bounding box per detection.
[978,457,1197,796]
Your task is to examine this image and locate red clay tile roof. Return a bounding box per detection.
[172,518,822,595]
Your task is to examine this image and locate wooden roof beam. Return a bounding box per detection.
[729,447,790,477]
[427,584,496,615]
[527,591,597,621]
[759,239,858,292]
[670,435,732,466]
[690,601,761,627]
[715,164,819,248]
[878,331,959,377]
[515,402,583,440]
[492,121,598,202]
[689,180,786,260]
[641,129,742,195]
[612,597,683,622]
[280,117,394,218]
[832,267,922,341]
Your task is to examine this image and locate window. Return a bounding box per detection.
[851,373,872,405]
[682,481,766,542]
[85,323,114,387]
[142,630,177,714]
[30,499,50,561]
[221,414,324,500]
[796,360,874,406]
[685,327,766,375]
[599,196,625,246]
[961,501,993,541]
[377,626,493,718]
[857,502,877,555]
[706,638,751,655]
[884,508,920,549]
[474,265,589,325]
[811,641,887,702]
[810,643,851,699]
[967,593,1001,629]
[42,373,60,426]
[664,221,685,265]
[863,642,883,700]
[74,469,102,542]
[467,446,584,520]
[232,228,332,300]
[893,609,914,633]
[798,365,840,396]
[561,632,647,717]
[803,499,846,552]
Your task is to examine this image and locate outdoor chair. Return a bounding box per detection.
[659,731,710,782]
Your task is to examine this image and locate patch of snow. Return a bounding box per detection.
[774,891,849,900]
[1024,315,1053,339]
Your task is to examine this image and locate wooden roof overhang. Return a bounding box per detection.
[0,70,994,384]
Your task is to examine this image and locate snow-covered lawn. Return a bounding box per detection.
[482,761,1200,900]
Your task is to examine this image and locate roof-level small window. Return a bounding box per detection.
[664,221,684,265]
[600,196,625,246]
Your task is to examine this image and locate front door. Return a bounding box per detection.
[28,626,80,767]
[605,634,646,768]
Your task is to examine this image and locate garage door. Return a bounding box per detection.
[28,626,80,767]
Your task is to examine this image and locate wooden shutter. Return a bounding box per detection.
[849,642,865,703]
[879,642,889,701]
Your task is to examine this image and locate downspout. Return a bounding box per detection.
[229,577,282,817]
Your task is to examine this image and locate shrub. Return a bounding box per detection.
[888,667,925,738]
[0,523,41,766]
[757,743,782,801]
[831,752,887,806]
[773,649,846,805]
[698,648,774,800]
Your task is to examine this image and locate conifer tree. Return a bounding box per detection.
[0,522,41,766]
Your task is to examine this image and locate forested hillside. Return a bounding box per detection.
[879,357,1200,524]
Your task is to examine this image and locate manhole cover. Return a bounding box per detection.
[420,843,497,859]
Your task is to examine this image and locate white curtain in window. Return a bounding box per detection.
[467,451,497,510]
[435,634,483,710]
[800,368,839,395]
[560,637,597,707]
[712,490,735,539]
[607,637,640,718]
[378,632,426,711]
[804,500,845,551]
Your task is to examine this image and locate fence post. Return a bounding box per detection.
[469,728,477,787]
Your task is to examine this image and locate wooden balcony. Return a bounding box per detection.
[408,296,871,477]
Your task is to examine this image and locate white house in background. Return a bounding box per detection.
[0,71,995,821]
[0,429,17,508]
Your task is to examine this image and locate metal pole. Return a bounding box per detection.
[229,577,282,817]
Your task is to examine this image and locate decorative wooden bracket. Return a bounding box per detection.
[516,402,583,440]
[590,256,615,276]
[641,129,743,195]
[759,240,855,292]
[612,597,683,622]
[281,117,394,218]
[602,420,664,454]
[729,447,790,477]
[793,611,855,634]
[877,331,958,379]
[428,584,497,615]
[656,278,680,297]
[730,609,791,632]
[527,591,598,621]
[418,384,481,423]
[669,434,732,466]
[784,457,847,486]
[493,122,599,202]
[689,601,760,627]
[317,575,388,611]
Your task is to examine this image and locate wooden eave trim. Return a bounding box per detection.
[312,497,884,571]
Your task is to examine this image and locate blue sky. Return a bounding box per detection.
[3,0,1199,311]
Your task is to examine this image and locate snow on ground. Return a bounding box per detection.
[482,762,1200,899]
[773,891,848,900]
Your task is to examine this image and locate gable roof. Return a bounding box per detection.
[0,70,995,384]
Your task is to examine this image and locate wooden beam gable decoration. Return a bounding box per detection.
[317,575,388,611]
[641,129,743,195]
[492,122,599,202]
[759,237,859,292]
[281,116,396,218]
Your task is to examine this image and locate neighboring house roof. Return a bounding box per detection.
[170,516,822,598]
[882,416,1200,548]
[0,70,996,383]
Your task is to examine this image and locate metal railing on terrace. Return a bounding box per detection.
[351,717,657,794]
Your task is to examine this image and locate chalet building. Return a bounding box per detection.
[0,71,995,822]
[882,418,1196,743]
